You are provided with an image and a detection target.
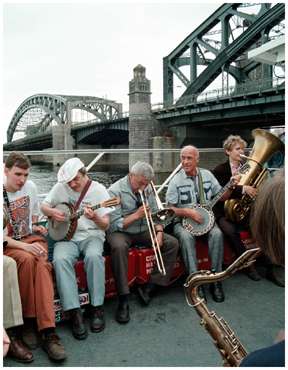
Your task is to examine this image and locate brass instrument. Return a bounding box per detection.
[184,247,260,367]
[150,181,175,227]
[139,185,167,276]
[225,128,284,223]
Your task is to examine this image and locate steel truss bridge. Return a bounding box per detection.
[4,3,285,151]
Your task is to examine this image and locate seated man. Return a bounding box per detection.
[3,152,66,362]
[107,161,179,324]
[41,157,113,340]
[3,254,33,363]
[166,145,239,303]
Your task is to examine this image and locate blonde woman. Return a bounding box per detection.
[212,135,260,280]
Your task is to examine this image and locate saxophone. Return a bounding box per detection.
[184,248,260,367]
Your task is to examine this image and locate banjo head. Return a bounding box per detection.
[48,203,74,241]
[183,205,215,236]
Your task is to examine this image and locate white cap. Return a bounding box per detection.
[57,158,85,183]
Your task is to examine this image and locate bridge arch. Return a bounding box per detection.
[6,94,123,143]
[73,119,128,147]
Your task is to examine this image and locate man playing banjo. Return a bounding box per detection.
[166,145,239,303]
[41,157,114,341]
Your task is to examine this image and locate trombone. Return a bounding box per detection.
[138,186,167,276]
[150,181,175,227]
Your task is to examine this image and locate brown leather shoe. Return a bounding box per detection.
[8,338,34,363]
[42,332,67,362]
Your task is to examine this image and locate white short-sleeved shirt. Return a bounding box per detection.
[166,168,221,208]
[4,179,39,238]
[43,180,113,242]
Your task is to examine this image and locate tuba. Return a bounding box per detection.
[224,128,284,223]
[184,247,260,367]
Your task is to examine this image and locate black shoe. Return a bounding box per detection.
[210,282,225,303]
[266,265,285,287]
[115,302,130,324]
[90,306,105,333]
[245,266,261,281]
[137,283,156,306]
[198,286,206,302]
[70,309,88,340]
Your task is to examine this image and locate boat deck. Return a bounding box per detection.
[3,266,284,367]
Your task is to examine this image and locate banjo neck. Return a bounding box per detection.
[209,179,234,209]
[73,202,103,220]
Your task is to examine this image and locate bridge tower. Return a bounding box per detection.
[128,64,158,168]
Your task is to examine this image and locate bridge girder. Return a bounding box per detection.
[6,94,123,143]
[163,3,285,106]
[73,118,128,143]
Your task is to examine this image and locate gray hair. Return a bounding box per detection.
[130,161,154,180]
[180,145,199,160]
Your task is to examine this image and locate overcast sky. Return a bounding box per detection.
[2,1,221,137]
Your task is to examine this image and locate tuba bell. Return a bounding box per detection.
[224,128,284,223]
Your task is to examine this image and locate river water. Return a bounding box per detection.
[29,163,126,196]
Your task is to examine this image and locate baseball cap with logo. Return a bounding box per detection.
[57,157,85,183]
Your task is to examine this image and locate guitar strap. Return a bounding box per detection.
[3,186,21,240]
[74,178,92,211]
[197,169,206,206]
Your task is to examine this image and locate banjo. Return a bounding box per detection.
[182,179,234,236]
[48,197,120,241]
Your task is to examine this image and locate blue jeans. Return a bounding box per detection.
[53,235,105,311]
[173,222,224,273]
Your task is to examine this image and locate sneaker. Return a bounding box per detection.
[42,332,67,362]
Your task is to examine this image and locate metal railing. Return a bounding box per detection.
[152,76,285,110]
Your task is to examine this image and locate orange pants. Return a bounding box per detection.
[4,236,55,331]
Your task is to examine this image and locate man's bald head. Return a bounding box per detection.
[180,145,199,160]
[180,145,199,176]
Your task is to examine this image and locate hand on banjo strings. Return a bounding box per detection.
[186,208,203,224]
[50,208,66,222]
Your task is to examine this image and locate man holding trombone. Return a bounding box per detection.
[107,162,179,324]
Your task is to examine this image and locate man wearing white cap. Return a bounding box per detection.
[41,157,113,340]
